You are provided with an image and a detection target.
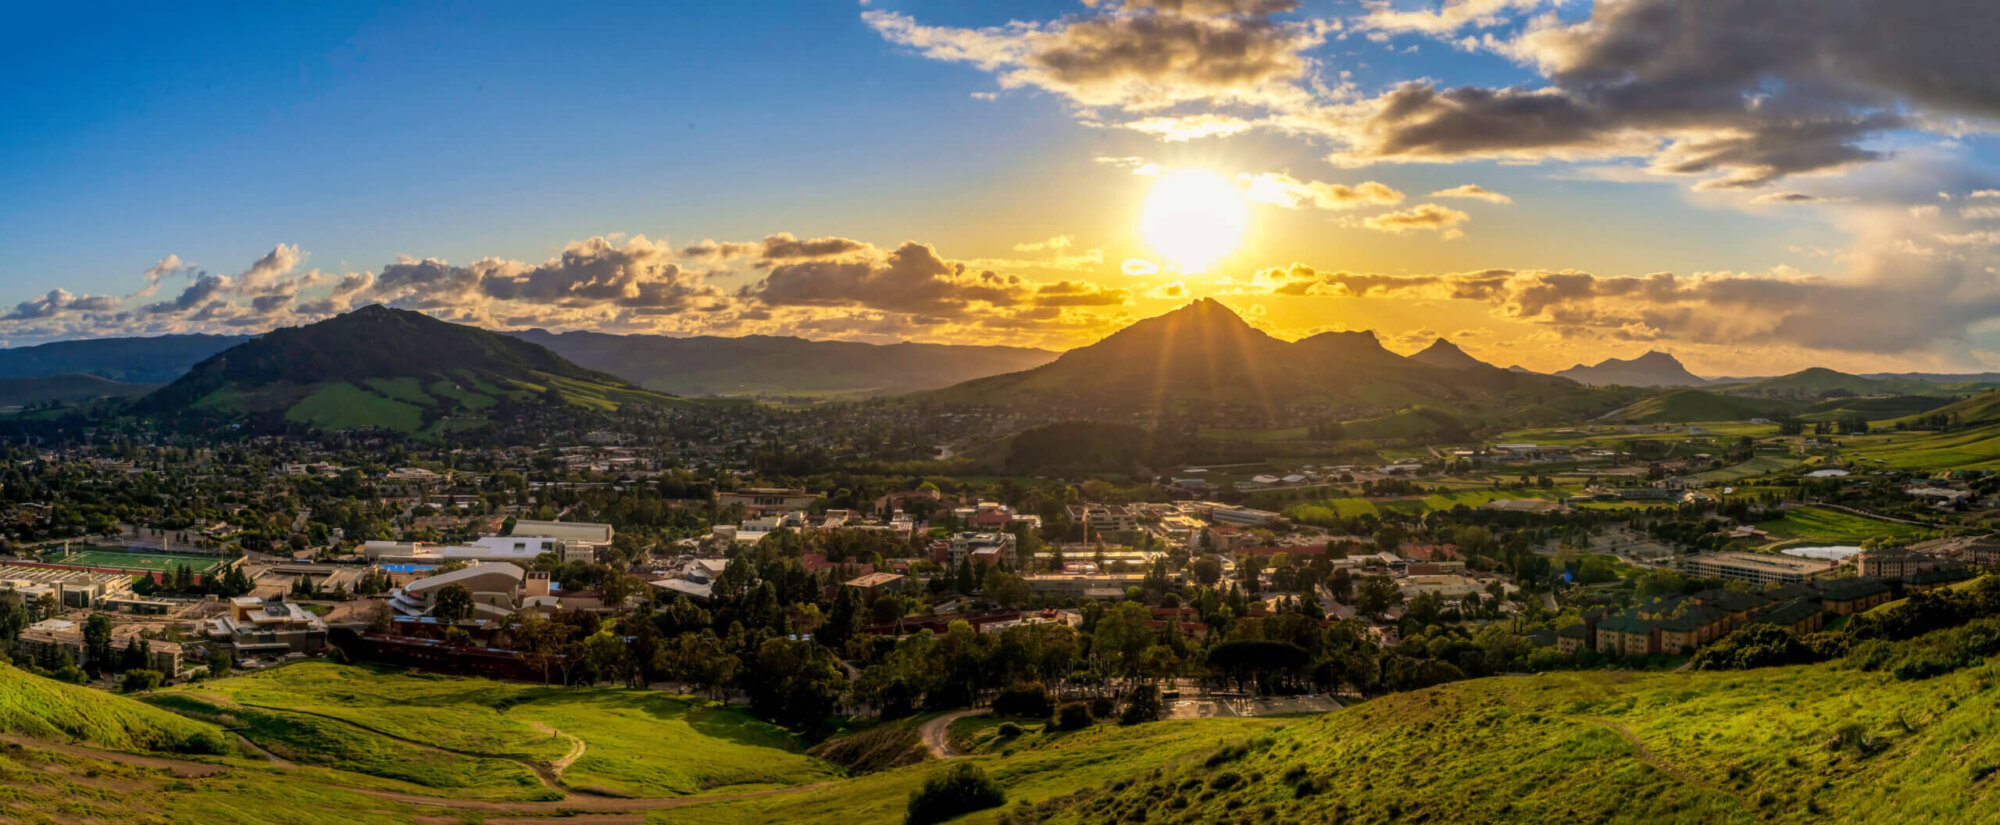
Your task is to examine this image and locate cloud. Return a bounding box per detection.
[1242,172,1404,209]
[1014,235,1074,252]
[1972,190,2000,199]
[758,232,869,260]
[4,289,120,321]
[1360,203,1470,236]
[1962,206,2000,220]
[1357,0,1545,35]
[864,4,1326,113]
[1426,184,1511,204]
[1145,281,1189,299]
[1123,258,1161,275]
[1118,113,1256,140]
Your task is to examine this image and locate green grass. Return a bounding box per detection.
[427,378,497,410]
[651,716,1286,824]
[48,548,227,575]
[0,664,228,754]
[283,382,426,433]
[152,662,838,799]
[0,746,425,824]
[1004,657,2000,824]
[1837,422,2000,471]
[1755,506,1934,543]
[142,693,551,799]
[360,376,436,406]
[1686,455,1801,483]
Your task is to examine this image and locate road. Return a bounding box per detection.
[918,709,990,759]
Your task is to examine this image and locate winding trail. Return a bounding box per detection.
[0,732,837,817]
[524,721,586,789]
[919,709,990,759]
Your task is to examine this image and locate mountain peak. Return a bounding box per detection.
[1408,338,1492,371]
[1553,349,1705,387]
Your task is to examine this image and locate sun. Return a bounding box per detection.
[1139,169,1248,274]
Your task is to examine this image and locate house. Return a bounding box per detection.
[1747,598,1826,635]
[1813,577,1892,614]
[206,595,328,658]
[1595,613,1659,657]
[1556,623,1589,655]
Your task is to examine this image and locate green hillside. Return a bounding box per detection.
[140,305,697,434]
[1601,389,1804,423]
[0,663,229,754]
[1717,368,1990,400]
[1894,389,2000,426]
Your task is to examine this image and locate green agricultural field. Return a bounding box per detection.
[1755,506,1935,543]
[152,662,840,799]
[1686,455,1801,483]
[1837,422,2000,471]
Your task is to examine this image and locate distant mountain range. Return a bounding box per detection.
[926,299,1624,426]
[139,305,677,435]
[507,329,1055,398]
[0,333,248,384]
[1553,351,1706,387]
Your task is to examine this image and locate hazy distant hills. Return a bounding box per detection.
[0,374,157,408]
[140,305,679,434]
[507,329,1056,398]
[1553,351,1706,387]
[0,333,247,384]
[925,299,1624,426]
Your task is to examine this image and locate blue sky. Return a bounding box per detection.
[1,1,1995,374]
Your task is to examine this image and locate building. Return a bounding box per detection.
[844,572,909,596]
[1814,577,1892,614]
[1972,539,2000,570]
[946,532,1016,567]
[508,519,614,549]
[1595,613,1659,657]
[1681,552,1836,584]
[388,563,528,620]
[1024,572,1158,600]
[12,620,180,672]
[1204,503,1281,526]
[1067,504,1138,533]
[716,487,818,514]
[1556,623,1589,655]
[0,564,135,609]
[1747,598,1826,635]
[364,536,592,566]
[1855,547,1934,580]
[206,595,328,658]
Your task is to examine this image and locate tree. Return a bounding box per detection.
[1120,683,1163,725]
[743,637,846,736]
[205,645,233,676]
[1192,556,1223,587]
[984,571,1032,608]
[83,613,114,676]
[905,764,1005,825]
[1353,575,1404,619]
[432,584,474,623]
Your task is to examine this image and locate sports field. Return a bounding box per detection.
[49,547,228,575]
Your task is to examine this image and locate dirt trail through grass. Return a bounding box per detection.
[0,731,838,817]
[919,709,989,759]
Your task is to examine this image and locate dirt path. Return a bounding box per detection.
[524,721,586,789]
[919,709,990,759]
[1582,716,1754,813]
[232,732,295,768]
[0,732,835,817]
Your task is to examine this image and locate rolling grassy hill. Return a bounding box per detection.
[0,663,228,754]
[139,304,696,435]
[1600,390,1805,423]
[1714,368,1992,400]
[511,328,1056,398]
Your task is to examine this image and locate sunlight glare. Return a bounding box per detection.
[1139,169,1248,275]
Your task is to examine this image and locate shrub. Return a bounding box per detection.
[1048,702,1094,732]
[1209,771,1243,791]
[1089,696,1115,719]
[993,682,1056,719]
[906,763,1006,825]
[996,722,1023,738]
[119,669,164,693]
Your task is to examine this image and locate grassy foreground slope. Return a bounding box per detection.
[1010,661,2000,824]
[0,663,227,754]
[152,661,841,798]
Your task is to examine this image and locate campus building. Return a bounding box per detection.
[1680,552,1836,584]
